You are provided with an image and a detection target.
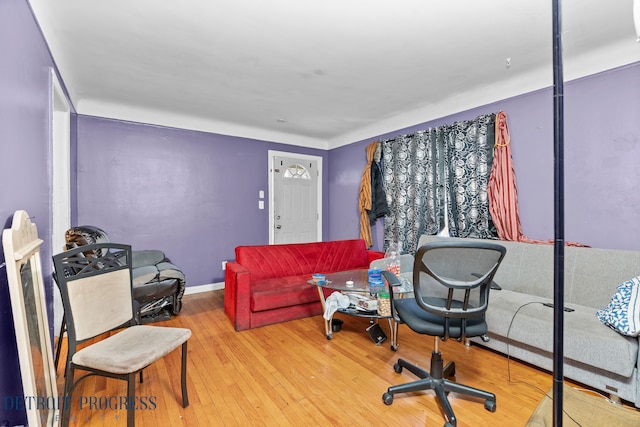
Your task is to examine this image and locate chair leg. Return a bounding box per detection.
[434,382,457,426]
[61,365,75,427]
[181,341,189,407]
[127,373,136,427]
[442,379,496,403]
[443,360,455,378]
[54,316,66,373]
[397,358,430,379]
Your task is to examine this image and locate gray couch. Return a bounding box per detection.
[417,235,640,407]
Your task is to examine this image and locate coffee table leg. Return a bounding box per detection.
[316,286,333,339]
[388,318,398,351]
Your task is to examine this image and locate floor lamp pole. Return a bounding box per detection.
[552,0,565,425]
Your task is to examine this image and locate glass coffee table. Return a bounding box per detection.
[313,269,411,351]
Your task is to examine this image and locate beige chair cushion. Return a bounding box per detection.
[72,325,191,374]
[68,269,133,340]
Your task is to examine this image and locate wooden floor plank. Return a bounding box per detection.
[55,290,639,426]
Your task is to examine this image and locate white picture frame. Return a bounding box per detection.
[2,210,59,426]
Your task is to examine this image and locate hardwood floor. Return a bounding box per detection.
[55,290,636,426]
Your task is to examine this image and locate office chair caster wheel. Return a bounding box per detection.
[393,363,403,373]
[484,399,496,412]
[382,392,393,405]
[390,344,397,351]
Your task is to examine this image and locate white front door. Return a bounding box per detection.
[269,151,322,244]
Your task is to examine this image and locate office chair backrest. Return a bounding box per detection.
[53,243,134,343]
[413,240,506,319]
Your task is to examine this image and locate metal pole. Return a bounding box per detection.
[552,0,565,425]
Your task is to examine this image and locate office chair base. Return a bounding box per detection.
[382,351,496,427]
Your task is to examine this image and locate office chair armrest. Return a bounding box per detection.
[381,270,401,286]
[381,270,404,323]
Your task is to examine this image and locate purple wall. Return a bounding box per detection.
[329,62,640,252]
[76,116,328,286]
[0,0,67,425]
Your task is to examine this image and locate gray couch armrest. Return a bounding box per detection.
[132,265,159,286]
[157,262,185,282]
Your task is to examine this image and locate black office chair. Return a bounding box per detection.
[381,240,506,427]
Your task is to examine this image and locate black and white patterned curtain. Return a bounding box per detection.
[382,113,497,254]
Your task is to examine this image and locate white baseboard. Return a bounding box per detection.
[53,283,223,338]
[184,282,224,295]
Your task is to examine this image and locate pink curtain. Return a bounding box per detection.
[488,112,587,246]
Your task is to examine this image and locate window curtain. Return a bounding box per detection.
[488,111,526,241]
[382,130,442,254]
[382,113,497,254]
[359,141,379,248]
[444,114,496,239]
[488,112,588,247]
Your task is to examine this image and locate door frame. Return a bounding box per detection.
[268,150,323,244]
[51,68,71,334]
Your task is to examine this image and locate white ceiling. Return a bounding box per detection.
[30,0,640,149]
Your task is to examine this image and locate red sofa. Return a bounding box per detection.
[224,239,384,331]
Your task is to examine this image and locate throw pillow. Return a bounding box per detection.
[596,276,640,337]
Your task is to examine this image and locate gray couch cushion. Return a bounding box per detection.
[567,248,640,308]
[488,290,638,378]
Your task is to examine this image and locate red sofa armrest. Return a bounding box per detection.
[224,261,252,331]
[367,250,385,264]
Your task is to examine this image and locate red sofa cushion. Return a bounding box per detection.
[235,239,371,281]
[250,275,320,312]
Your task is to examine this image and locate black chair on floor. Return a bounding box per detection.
[381,240,506,427]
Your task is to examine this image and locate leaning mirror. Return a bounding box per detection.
[3,210,59,426]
